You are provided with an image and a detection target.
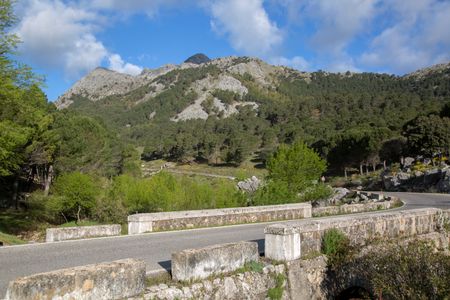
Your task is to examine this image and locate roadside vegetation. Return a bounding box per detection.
[321,230,450,299]
[1,0,450,245]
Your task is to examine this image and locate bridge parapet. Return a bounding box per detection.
[128,202,311,234]
[265,208,443,261]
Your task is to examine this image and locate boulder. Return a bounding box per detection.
[329,187,350,204]
[403,157,415,167]
[237,176,261,193]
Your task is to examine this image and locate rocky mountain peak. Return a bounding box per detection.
[184,53,211,65]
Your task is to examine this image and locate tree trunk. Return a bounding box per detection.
[44,165,53,197]
[383,160,387,170]
[12,176,19,209]
[372,163,376,172]
[344,167,348,180]
[360,164,363,175]
[76,205,81,224]
[365,164,369,176]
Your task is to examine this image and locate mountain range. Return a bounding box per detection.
[56,54,450,167]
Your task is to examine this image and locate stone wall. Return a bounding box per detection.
[265,208,443,260]
[128,203,311,234]
[5,259,146,300]
[172,241,259,281]
[312,197,400,217]
[129,263,287,300]
[46,224,121,242]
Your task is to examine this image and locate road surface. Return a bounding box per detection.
[0,192,449,297]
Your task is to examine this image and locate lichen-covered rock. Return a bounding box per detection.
[237,176,261,193]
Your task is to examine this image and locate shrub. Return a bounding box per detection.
[299,184,332,202]
[321,228,352,267]
[250,180,298,206]
[51,172,98,223]
[267,142,326,194]
[354,240,450,299]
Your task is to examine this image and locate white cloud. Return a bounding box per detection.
[15,0,142,79]
[360,0,450,73]
[108,54,142,75]
[270,56,310,71]
[307,0,378,54]
[208,0,283,55]
[89,0,189,17]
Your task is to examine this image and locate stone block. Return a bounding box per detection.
[171,241,259,281]
[46,224,121,242]
[5,259,146,300]
[264,224,301,261]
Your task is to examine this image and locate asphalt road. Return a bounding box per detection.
[1,192,449,297]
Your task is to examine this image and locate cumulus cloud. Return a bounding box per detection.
[360,0,450,73]
[307,0,378,54]
[270,56,310,71]
[89,0,184,17]
[15,0,142,78]
[108,54,142,75]
[208,0,283,55]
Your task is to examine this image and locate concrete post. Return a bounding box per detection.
[264,224,301,261]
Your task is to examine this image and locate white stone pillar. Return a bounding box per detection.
[264,224,301,261]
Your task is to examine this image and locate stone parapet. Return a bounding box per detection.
[128,203,311,234]
[312,197,401,217]
[46,224,121,242]
[5,259,145,300]
[265,208,442,261]
[171,241,259,282]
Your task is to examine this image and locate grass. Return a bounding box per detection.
[0,210,39,235]
[141,158,267,179]
[0,231,26,245]
[267,273,285,300]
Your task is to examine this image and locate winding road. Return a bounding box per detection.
[0,192,449,297]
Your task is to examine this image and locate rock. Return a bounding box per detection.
[237,176,261,193]
[424,169,442,186]
[423,158,432,165]
[403,157,415,167]
[329,188,350,204]
[184,53,211,65]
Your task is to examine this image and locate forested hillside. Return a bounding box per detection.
[61,55,450,173]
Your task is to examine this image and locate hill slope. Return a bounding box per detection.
[57,55,450,168]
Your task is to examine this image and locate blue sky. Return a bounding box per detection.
[12,0,450,101]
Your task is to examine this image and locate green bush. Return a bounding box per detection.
[250,180,298,206]
[321,228,351,267]
[354,240,450,299]
[109,172,246,215]
[299,184,333,202]
[51,172,98,223]
[267,142,326,194]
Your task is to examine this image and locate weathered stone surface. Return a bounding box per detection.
[328,187,350,204]
[136,263,286,300]
[265,225,301,261]
[46,224,121,242]
[266,208,443,260]
[286,256,327,300]
[171,241,259,281]
[5,259,145,300]
[128,203,311,234]
[237,176,261,193]
[312,197,401,217]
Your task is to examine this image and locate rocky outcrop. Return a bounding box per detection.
[237,176,261,193]
[184,53,211,65]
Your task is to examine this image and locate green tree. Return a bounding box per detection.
[52,172,98,223]
[267,142,326,193]
[0,1,54,206]
[404,114,450,157]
